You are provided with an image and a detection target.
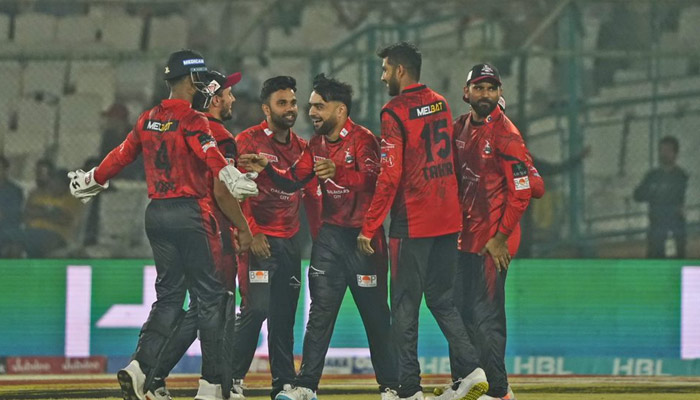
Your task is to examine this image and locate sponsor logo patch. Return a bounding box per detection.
[455,140,466,149]
[182,58,205,65]
[309,265,325,277]
[356,274,377,287]
[289,276,301,288]
[409,100,446,119]
[514,176,530,190]
[314,155,326,163]
[511,162,528,178]
[143,120,179,133]
[259,152,279,163]
[249,270,269,283]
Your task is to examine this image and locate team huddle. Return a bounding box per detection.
[67,41,542,400]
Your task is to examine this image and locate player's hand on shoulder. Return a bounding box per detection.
[314,159,336,180]
[67,167,109,204]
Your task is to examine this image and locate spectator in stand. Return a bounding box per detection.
[0,156,25,257]
[634,136,688,258]
[24,159,82,258]
[99,103,144,180]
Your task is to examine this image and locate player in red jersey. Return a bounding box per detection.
[139,69,252,400]
[240,73,399,400]
[357,42,487,400]
[228,76,321,400]
[67,50,257,400]
[443,64,542,400]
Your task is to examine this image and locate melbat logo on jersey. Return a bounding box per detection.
[409,100,446,119]
[144,120,179,133]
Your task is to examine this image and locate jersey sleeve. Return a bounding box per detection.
[497,134,533,236]
[183,114,228,175]
[94,129,142,184]
[264,148,315,193]
[361,110,404,238]
[334,132,381,192]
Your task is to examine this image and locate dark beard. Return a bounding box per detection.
[313,116,336,136]
[220,108,233,121]
[270,111,297,129]
[387,75,400,97]
[469,99,497,118]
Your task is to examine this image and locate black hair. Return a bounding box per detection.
[376,41,422,81]
[659,136,680,154]
[312,73,353,116]
[260,76,296,104]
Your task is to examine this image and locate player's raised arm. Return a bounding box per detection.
[68,128,141,203]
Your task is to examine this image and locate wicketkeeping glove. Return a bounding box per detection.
[218,164,259,200]
[67,167,109,204]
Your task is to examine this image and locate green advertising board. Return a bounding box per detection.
[1,259,700,375]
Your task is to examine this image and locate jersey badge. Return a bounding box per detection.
[345,149,354,164]
[249,270,269,283]
[357,274,377,287]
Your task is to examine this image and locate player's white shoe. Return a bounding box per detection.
[453,368,489,400]
[275,385,318,400]
[381,388,400,400]
[145,386,172,400]
[117,360,146,400]
[400,391,424,400]
[194,379,225,400]
[229,379,245,399]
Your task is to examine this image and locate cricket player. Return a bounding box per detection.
[143,69,251,400]
[358,41,488,400]
[227,76,321,399]
[443,63,542,400]
[240,73,399,400]
[67,50,257,400]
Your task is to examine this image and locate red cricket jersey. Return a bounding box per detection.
[453,106,541,254]
[362,84,461,239]
[94,98,228,200]
[265,118,380,230]
[207,114,237,232]
[235,120,317,238]
[207,115,238,161]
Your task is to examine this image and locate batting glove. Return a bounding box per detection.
[218,164,258,200]
[67,167,109,204]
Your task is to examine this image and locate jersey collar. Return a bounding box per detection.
[339,117,354,138]
[161,98,191,108]
[401,83,425,94]
[260,119,293,144]
[205,113,223,125]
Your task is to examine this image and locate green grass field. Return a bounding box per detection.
[2,374,700,400]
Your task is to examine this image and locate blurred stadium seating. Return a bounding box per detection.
[0,0,698,258]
